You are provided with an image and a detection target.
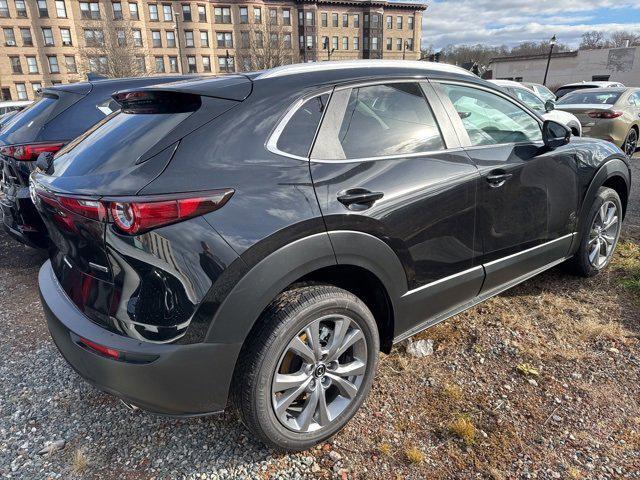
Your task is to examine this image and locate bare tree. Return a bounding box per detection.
[79,17,148,78]
[608,30,640,48]
[580,30,608,50]
[236,21,298,72]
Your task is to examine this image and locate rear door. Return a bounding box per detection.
[307,80,483,337]
[432,80,579,294]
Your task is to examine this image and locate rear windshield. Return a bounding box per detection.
[555,85,600,98]
[52,112,191,177]
[557,91,622,105]
[0,92,83,145]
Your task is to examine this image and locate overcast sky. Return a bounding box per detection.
[421,0,640,49]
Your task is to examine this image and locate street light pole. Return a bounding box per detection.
[543,34,557,86]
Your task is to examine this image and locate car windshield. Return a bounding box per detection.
[557,91,622,105]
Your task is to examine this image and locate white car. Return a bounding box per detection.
[489,80,582,136]
[555,81,625,99]
[0,100,32,117]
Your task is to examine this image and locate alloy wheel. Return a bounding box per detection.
[624,129,638,157]
[587,200,620,269]
[271,315,367,433]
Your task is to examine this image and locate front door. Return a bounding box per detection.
[433,81,579,294]
[308,80,483,337]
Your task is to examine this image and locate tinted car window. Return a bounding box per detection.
[52,112,191,177]
[441,84,541,147]
[312,83,444,160]
[277,94,328,157]
[557,91,622,105]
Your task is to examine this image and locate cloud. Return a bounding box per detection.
[421,0,640,48]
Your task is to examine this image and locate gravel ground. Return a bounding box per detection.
[0,154,639,479]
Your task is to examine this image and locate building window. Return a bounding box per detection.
[332,13,338,27]
[253,7,260,23]
[166,30,175,47]
[330,36,337,50]
[129,2,138,20]
[135,56,145,72]
[269,7,276,25]
[284,33,291,49]
[16,83,27,100]
[15,0,27,17]
[321,12,327,27]
[55,0,66,17]
[371,36,378,50]
[151,30,161,47]
[218,56,234,73]
[396,16,402,29]
[363,13,368,28]
[20,28,32,46]
[184,30,194,47]
[42,27,54,46]
[408,16,414,30]
[26,56,38,73]
[65,55,76,72]
[3,27,15,46]
[187,55,196,73]
[133,29,142,46]
[32,82,42,95]
[37,0,48,18]
[216,32,232,48]
[116,28,125,46]
[239,6,248,23]
[198,4,206,22]
[112,1,122,19]
[386,37,392,50]
[60,28,73,47]
[354,14,359,28]
[353,36,359,50]
[148,3,158,21]
[306,35,313,48]
[80,1,100,19]
[386,15,392,29]
[406,38,413,50]
[154,56,165,72]
[372,14,379,28]
[0,0,8,17]
[269,32,277,48]
[214,6,230,23]
[342,37,348,50]
[202,55,211,72]
[84,29,104,47]
[182,3,191,21]
[305,11,314,26]
[10,56,22,73]
[168,56,178,72]
[161,3,172,21]
[200,30,208,47]
[396,38,402,51]
[283,9,290,26]
[89,56,108,73]
[255,31,263,48]
[240,30,249,48]
[343,14,348,27]
[47,55,59,73]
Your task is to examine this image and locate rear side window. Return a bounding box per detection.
[312,83,444,160]
[276,94,328,157]
[52,112,191,177]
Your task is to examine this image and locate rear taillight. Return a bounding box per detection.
[0,142,63,161]
[78,337,121,360]
[109,191,234,235]
[587,111,623,119]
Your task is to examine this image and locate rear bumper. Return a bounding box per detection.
[39,260,242,416]
[0,185,49,249]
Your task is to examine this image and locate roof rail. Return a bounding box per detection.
[256,60,476,79]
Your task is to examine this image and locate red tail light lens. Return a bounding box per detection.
[36,190,106,222]
[587,110,623,119]
[109,190,234,235]
[78,337,121,360]
[0,142,63,161]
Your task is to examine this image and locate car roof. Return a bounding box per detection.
[560,81,624,88]
[44,75,194,96]
[562,87,629,94]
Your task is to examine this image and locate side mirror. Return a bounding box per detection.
[35,151,55,174]
[542,120,571,149]
[544,99,556,112]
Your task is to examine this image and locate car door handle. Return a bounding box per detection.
[337,189,384,210]
[486,172,513,187]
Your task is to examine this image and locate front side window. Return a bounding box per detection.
[440,83,542,146]
[312,83,445,160]
[509,86,545,112]
[276,94,329,157]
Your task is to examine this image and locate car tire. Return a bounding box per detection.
[623,127,638,157]
[568,187,622,277]
[232,284,380,451]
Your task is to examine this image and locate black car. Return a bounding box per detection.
[32,61,631,451]
[0,75,187,248]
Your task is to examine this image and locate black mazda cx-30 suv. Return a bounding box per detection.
[32,61,631,451]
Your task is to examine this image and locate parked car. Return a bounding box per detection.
[32,61,631,451]
[555,81,625,99]
[0,100,32,117]
[490,79,582,136]
[522,82,556,102]
[556,87,640,157]
[0,75,187,248]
